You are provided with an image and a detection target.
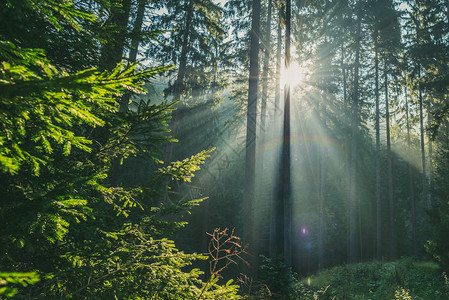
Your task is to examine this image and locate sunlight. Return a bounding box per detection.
[397,2,412,12]
[280,61,307,88]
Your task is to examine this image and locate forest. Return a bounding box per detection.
[2,0,449,299]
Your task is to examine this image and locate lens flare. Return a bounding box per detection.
[281,61,307,88]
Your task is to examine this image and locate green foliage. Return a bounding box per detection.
[256,255,298,298]
[44,222,238,299]
[250,255,323,299]
[0,38,173,245]
[147,0,227,98]
[160,148,215,183]
[0,1,241,299]
[3,0,95,32]
[0,272,40,298]
[243,255,328,299]
[303,259,449,299]
[427,135,449,274]
[0,40,172,175]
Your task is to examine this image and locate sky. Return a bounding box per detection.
[214,0,227,7]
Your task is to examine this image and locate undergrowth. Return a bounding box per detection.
[250,257,449,299]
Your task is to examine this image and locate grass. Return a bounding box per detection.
[296,258,449,299]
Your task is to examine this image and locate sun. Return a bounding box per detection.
[280,61,307,88]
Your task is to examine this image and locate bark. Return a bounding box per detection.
[419,88,428,210]
[173,0,194,102]
[260,0,273,144]
[405,86,417,256]
[96,0,131,185]
[274,10,282,130]
[119,0,146,113]
[164,0,194,170]
[245,0,261,262]
[427,97,433,208]
[270,9,282,257]
[340,11,347,109]
[273,0,291,266]
[282,0,292,266]
[374,32,382,260]
[318,105,327,270]
[100,0,132,71]
[110,0,146,185]
[385,60,396,260]
[348,6,361,264]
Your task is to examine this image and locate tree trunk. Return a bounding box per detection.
[318,105,327,270]
[405,85,417,256]
[96,0,131,184]
[245,0,261,265]
[282,0,292,267]
[273,0,291,266]
[419,88,428,210]
[119,0,146,113]
[274,10,282,130]
[260,0,273,146]
[270,9,282,257]
[164,0,194,171]
[374,31,382,260]
[100,0,132,71]
[427,97,433,208]
[109,0,146,185]
[348,5,361,264]
[385,60,396,260]
[340,12,347,110]
[173,0,193,102]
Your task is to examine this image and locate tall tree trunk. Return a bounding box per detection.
[273,0,291,266]
[342,45,347,109]
[164,0,193,170]
[260,0,273,145]
[282,0,292,266]
[119,0,146,113]
[99,0,132,71]
[245,0,261,265]
[374,31,382,260]
[318,105,327,270]
[173,0,193,102]
[340,12,352,261]
[427,97,433,208]
[270,9,282,257]
[109,0,146,185]
[274,10,282,129]
[419,88,428,210]
[348,5,361,264]
[96,0,131,183]
[339,11,347,110]
[405,85,417,256]
[385,60,396,259]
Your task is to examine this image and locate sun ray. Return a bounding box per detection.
[280,61,309,88]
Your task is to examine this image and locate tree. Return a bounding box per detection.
[405,81,417,255]
[99,0,132,71]
[0,1,241,298]
[260,0,273,149]
[244,0,261,269]
[348,1,362,264]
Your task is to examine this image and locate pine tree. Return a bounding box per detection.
[0,1,241,298]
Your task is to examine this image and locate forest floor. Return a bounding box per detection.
[292,258,449,299]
